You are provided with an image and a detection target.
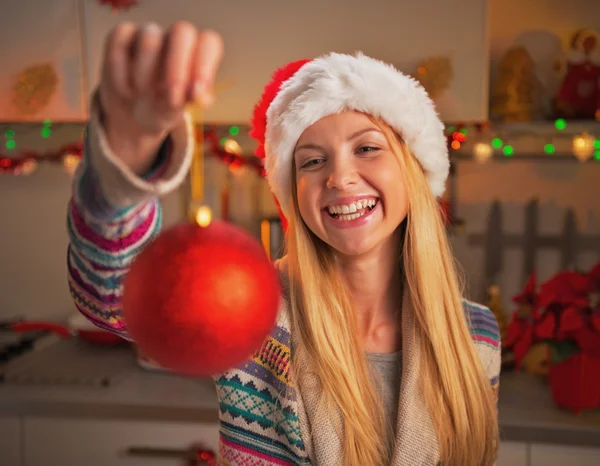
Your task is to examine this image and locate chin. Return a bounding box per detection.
[326,238,376,258]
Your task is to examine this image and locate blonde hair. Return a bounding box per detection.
[285,118,499,466]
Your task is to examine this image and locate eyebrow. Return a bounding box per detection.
[294,127,383,153]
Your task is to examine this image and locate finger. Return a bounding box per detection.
[102,22,138,99]
[190,30,224,105]
[159,21,198,109]
[131,23,164,95]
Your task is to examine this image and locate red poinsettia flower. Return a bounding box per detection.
[536,271,591,342]
[572,324,600,357]
[588,262,600,291]
[505,272,539,368]
[537,270,590,309]
[592,313,600,333]
[560,306,586,333]
[505,315,535,368]
[534,310,557,340]
[513,272,538,307]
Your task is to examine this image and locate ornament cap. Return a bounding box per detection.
[193,205,213,227]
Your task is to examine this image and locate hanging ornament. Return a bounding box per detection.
[195,205,213,227]
[98,0,138,12]
[572,132,595,162]
[122,220,280,377]
[12,63,58,116]
[473,142,493,163]
[413,56,454,99]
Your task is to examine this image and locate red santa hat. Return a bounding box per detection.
[250,52,449,222]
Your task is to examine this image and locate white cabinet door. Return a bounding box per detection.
[0,417,22,466]
[23,418,219,466]
[530,443,600,466]
[497,441,529,466]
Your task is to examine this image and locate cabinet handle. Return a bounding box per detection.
[126,446,217,465]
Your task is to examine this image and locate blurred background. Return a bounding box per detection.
[0,1,599,465]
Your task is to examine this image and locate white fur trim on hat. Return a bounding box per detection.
[263,52,449,217]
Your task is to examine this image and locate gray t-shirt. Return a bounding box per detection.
[366,351,402,434]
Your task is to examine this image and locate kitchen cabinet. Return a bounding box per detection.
[0,417,21,466]
[4,416,600,466]
[497,441,528,466]
[530,443,600,466]
[23,417,219,466]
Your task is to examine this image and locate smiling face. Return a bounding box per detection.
[293,111,409,257]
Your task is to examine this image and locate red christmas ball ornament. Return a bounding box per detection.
[123,220,280,376]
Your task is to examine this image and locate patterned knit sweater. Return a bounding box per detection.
[67,103,501,465]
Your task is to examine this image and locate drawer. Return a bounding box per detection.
[23,417,219,466]
[497,441,528,466]
[530,443,600,466]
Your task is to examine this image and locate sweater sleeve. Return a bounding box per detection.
[66,93,195,339]
[462,300,501,399]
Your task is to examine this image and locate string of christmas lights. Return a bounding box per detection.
[1,122,266,177]
[2,118,599,177]
[446,119,600,163]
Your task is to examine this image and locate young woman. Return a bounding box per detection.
[67,22,500,466]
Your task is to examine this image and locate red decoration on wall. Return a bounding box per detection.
[98,0,138,12]
[0,127,263,177]
[0,143,83,175]
[203,128,266,177]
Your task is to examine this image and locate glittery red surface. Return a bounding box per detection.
[123,221,280,376]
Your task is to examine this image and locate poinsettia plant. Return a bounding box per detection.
[505,261,600,369]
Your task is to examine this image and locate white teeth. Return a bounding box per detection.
[326,198,378,219]
[338,211,364,221]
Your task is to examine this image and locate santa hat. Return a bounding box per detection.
[249,52,449,221]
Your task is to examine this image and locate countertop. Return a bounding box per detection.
[1,338,599,447]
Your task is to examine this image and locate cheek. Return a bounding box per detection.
[379,165,409,219]
[295,178,319,226]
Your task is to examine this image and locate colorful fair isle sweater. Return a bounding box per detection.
[67,104,501,465]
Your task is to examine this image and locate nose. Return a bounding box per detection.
[325,158,358,190]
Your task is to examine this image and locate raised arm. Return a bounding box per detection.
[66,21,223,337]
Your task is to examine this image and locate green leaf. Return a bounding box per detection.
[549,340,580,365]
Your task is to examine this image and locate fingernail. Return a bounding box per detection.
[193,80,215,107]
[192,81,205,101]
[142,22,162,36]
